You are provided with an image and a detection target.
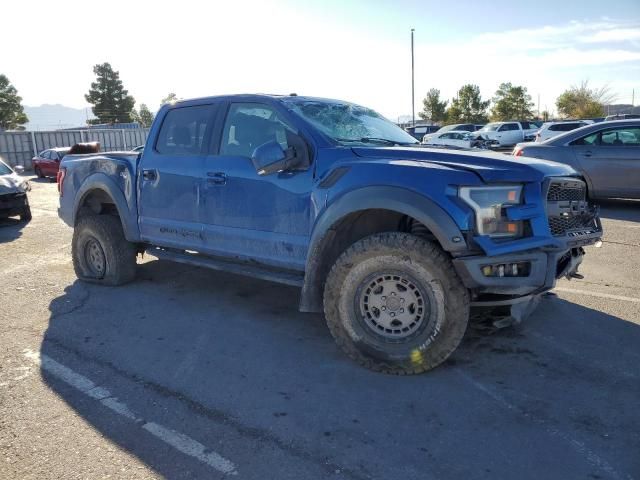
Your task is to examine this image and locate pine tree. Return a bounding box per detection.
[85,63,136,124]
[419,89,448,123]
[445,85,489,124]
[0,74,29,131]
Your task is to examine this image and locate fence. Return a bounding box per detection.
[0,128,150,169]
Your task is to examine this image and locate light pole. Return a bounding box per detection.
[411,28,415,127]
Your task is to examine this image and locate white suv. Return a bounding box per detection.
[475,122,525,147]
[534,121,589,142]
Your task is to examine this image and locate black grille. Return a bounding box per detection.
[549,215,597,236]
[546,179,599,237]
[547,183,584,201]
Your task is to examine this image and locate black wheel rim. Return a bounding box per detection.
[84,237,106,278]
[357,272,430,341]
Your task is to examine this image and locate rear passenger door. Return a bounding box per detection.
[571,126,640,198]
[497,123,521,145]
[138,103,218,250]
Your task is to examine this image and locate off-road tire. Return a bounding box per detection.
[20,205,32,222]
[323,232,469,374]
[72,215,137,286]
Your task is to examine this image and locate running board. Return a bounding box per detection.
[146,247,304,287]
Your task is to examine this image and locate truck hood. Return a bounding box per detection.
[351,146,577,183]
[0,173,29,195]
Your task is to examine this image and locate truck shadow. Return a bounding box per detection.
[38,259,640,479]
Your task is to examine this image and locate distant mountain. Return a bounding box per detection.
[23,104,95,131]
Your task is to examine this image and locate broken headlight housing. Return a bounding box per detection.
[459,185,523,238]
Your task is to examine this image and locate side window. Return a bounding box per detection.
[521,122,531,129]
[601,127,640,146]
[39,150,48,159]
[571,132,599,146]
[220,103,295,158]
[156,105,214,155]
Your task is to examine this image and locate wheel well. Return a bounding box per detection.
[300,208,439,312]
[75,189,119,223]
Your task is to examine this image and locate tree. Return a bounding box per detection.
[419,88,448,123]
[0,74,28,131]
[555,81,614,119]
[161,92,178,104]
[85,63,136,124]
[132,103,154,127]
[490,82,534,121]
[445,84,489,124]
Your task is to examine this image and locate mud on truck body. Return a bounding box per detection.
[58,94,603,374]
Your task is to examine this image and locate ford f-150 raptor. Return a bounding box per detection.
[58,94,603,374]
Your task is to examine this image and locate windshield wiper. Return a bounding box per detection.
[336,137,418,146]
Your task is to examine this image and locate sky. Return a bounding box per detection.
[2,0,639,121]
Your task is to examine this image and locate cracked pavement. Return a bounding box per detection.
[1,178,639,479]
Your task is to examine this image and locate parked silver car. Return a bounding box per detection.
[513,120,640,199]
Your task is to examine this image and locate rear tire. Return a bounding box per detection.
[323,232,469,374]
[72,215,137,286]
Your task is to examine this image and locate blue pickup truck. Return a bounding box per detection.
[58,94,602,374]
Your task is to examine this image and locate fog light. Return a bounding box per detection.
[481,262,531,278]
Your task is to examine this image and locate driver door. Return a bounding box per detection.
[200,102,313,270]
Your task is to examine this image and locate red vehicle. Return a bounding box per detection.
[32,147,71,179]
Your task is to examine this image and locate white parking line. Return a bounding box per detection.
[23,349,237,476]
[554,287,640,304]
[454,368,629,480]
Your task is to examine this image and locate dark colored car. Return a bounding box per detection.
[58,94,602,374]
[32,147,71,179]
[0,157,31,221]
[514,120,640,199]
[405,125,440,140]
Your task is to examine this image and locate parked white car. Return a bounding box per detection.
[422,123,476,144]
[534,121,589,142]
[423,130,473,149]
[475,121,526,147]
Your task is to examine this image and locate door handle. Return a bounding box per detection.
[583,151,592,157]
[207,172,227,185]
[142,169,157,181]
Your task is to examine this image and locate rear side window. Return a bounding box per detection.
[156,105,214,155]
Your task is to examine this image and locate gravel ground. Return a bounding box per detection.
[1,178,638,480]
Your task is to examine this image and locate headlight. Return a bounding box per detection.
[459,185,523,238]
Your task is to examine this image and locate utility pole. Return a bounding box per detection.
[411,28,415,127]
[537,94,540,118]
[632,88,635,107]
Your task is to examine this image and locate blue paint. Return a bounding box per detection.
[59,94,603,305]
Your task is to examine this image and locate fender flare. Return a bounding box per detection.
[72,173,140,242]
[299,186,468,312]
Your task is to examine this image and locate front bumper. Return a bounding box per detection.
[453,243,592,301]
[0,192,28,218]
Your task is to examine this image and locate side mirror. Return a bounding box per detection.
[252,140,304,176]
[14,165,25,174]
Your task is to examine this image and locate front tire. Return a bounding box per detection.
[72,215,137,286]
[20,205,32,222]
[35,167,43,179]
[323,233,469,374]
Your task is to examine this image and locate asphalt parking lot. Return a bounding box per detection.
[1,178,639,480]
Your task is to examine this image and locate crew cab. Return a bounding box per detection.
[57,94,603,374]
[475,121,539,146]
